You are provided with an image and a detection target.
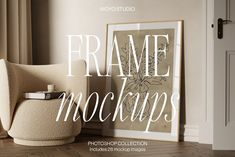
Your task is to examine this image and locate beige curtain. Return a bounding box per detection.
[0,0,32,64]
[0,0,32,138]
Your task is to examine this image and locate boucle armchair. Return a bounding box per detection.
[0,59,87,146]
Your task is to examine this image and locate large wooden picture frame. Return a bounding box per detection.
[103,21,182,141]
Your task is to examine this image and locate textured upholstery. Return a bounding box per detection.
[8,99,81,140]
[0,59,87,146]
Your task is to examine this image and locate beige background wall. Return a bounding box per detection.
[32,0,209,143]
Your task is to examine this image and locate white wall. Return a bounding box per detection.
[32,0,211,143]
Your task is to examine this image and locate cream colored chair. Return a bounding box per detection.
[0,59,88,146]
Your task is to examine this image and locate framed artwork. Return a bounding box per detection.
[103,21,182,141]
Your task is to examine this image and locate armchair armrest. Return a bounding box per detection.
[0,59,18,131]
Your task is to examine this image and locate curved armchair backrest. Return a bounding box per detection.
[0,59,87,131]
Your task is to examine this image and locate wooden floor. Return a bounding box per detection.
[0,135,235,157]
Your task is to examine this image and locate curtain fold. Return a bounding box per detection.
[0,0,32,138]
[0,0,32,64]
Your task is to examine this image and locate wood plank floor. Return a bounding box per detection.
[0,134,235,157]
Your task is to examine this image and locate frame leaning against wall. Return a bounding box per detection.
[103,21,183,142]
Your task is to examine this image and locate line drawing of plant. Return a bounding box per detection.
[119,40,169,118]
